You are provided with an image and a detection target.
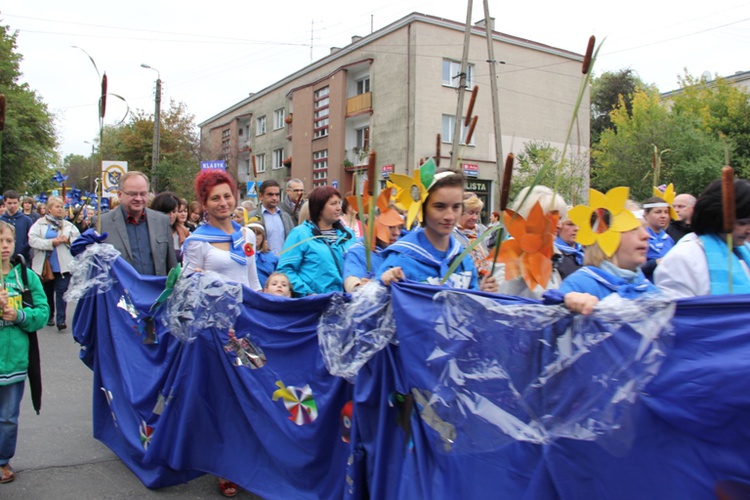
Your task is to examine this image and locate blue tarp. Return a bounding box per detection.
[71,245,750,498]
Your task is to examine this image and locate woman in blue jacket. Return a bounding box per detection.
[277,186,354,296]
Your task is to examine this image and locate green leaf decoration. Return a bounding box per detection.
[419,158,437,190]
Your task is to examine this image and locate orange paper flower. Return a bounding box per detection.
[490,202,558,290]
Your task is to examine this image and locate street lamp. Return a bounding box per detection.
[141,63,161,191]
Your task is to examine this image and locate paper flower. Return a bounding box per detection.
[653,183,678,220]
[568,187,641,257]
[491,202,558,290]
[244,242,255,257]
[387,158,436,229]
[273,380,318,425]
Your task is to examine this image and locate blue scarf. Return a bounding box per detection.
[186,221,247,266]
[647,227,674,260]
[581,261,657,299]
[554,236,584,265]
[698,234,750,295]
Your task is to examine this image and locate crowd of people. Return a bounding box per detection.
[1,164,749,493]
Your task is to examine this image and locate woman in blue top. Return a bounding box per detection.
[246,218,277,289]
[640,196,675,282]
[277,186,354,296]
[377,169,497,292]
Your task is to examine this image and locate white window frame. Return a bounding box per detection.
[256,116,266,136]
[442,59,474,89]
[356,77,370,95]
[441,114,475,146]
[273,109,285,130]
[255,153,266,173]
[273,148,285,169]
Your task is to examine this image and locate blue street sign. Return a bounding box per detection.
[332,180,338,189]
[200,161,226,170]
[246,181,258,198]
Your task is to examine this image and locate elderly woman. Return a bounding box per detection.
[655,179,750,298]
[277,186,355,296]
[28,196,80,331]
[453,194,490,277]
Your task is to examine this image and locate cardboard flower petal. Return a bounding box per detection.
[653,183,678,220]
[568,187,641,258]
[374,188,404,245]
[387,158,436,229]
[490,202,557,290]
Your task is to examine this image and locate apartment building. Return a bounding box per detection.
[199,12,589,211]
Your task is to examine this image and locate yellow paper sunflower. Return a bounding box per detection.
[653,183,678,220]
[386,158,436,229]
[567,187,641,257]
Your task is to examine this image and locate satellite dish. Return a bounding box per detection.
[701,71,713,82]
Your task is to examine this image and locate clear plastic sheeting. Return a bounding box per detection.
[318,281,396,383]
[64,243,121,302]
[420,292,675,452]
[163,271,244,343]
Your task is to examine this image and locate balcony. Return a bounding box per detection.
[345,147,370,170]
[346,92,372,116]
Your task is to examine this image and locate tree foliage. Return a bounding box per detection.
[98,100,200,200]
[0,23,58,193]
[590,69,646,144]
[512,140,589,205]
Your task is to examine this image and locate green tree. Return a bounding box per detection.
[590,69,646,144]
[512,140,588,205]
[0,23,58,192]
[99,100,199,200]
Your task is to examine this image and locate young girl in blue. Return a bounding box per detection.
[560,189,660,314]
[377,169,497,292]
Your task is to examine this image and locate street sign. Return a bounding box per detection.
[246,181,258,198]
[201,161,226,170]
[462,163,479,178]
[382,164,394,178]
[332,180,339,189]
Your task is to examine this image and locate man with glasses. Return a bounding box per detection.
[98,171,177,276]
[281,178,305,226]
[250,180,295,256]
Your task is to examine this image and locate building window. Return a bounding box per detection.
[442,59,474,89]
[313,87,330,139]
[255,154,266,173]
[313,149,328,186]
[441,114,475,146]
[273,148,285,169]
[256,116,266,136]
[356,77,370,95]
[273,108,285,130]
[356,127,370,150]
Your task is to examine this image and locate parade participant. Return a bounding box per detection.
[554,216,583,279]
[277,186,354,296]
[249,180,295,256]
[176,198,190,235]
[281,178,305,225]
[35,203,47,218]
[246,218,277,289]
[264,272,292,297]
[378,166,497,292]
[655,179,750,298]
[453,194,490,277]
[28,196,80,330]
[150,192,189,263]
[98,172,177,276]
[186,201,202,232]
[558,188,659,314]
[666,193,696,243]
[182,170,261,293]
[640,196,675,282]
[0,221,49,484]
[0,191,33,263]
[340,193,364,238]
[343,189,404,292]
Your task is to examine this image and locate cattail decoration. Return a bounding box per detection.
[0,94,5,131]
[252,155,258,178]
[436,134,441,166]
[464,86,478,126]
[722,166,736,234]
[499,153,515,211]
[100,73,108,119]
[582,36,595,75]
[465,116,478,145]
[366,150,376,195]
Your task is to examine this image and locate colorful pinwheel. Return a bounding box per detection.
[139,420,154,450]
[653,183,678,220]
[272,380,318,425]
[568,187,641,257]
[491,202,558,290]
[387,158,436,229]
[52,170,69,185]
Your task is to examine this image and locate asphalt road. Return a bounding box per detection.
[0,302,262,499]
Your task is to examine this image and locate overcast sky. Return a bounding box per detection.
[3,0,749,161]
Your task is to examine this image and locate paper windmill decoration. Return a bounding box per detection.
[345,181,371,216]
[52,170,69,185]
[387,158,437,229]
[568,187,641,257]
[38,192,48,204]
[491,202,559,290]
[375,187,404,245]
[139,420,154,450]
[272,380,318,426]
[653,183,678,220]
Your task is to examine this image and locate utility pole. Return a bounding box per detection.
[482,0,505,210]
[141,64,161,192]
[450,0,473,170]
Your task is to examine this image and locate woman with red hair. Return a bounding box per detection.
[276,186,354,296]
[182,170,261,292]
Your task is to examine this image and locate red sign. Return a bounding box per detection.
[462,163,479,178]
[382,164,394,178]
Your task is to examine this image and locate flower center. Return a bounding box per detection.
[410,185,421,202]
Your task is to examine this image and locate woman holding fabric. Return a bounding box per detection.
[0,221,48,484]
[28,196,80,330]
[182,170,261,293]
[277,186,354,296]
[655,179,750,298]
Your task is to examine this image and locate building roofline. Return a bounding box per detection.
[198,12,583,127]
[661,69,750,98]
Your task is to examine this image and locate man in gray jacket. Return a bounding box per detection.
[98,171,177,276]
